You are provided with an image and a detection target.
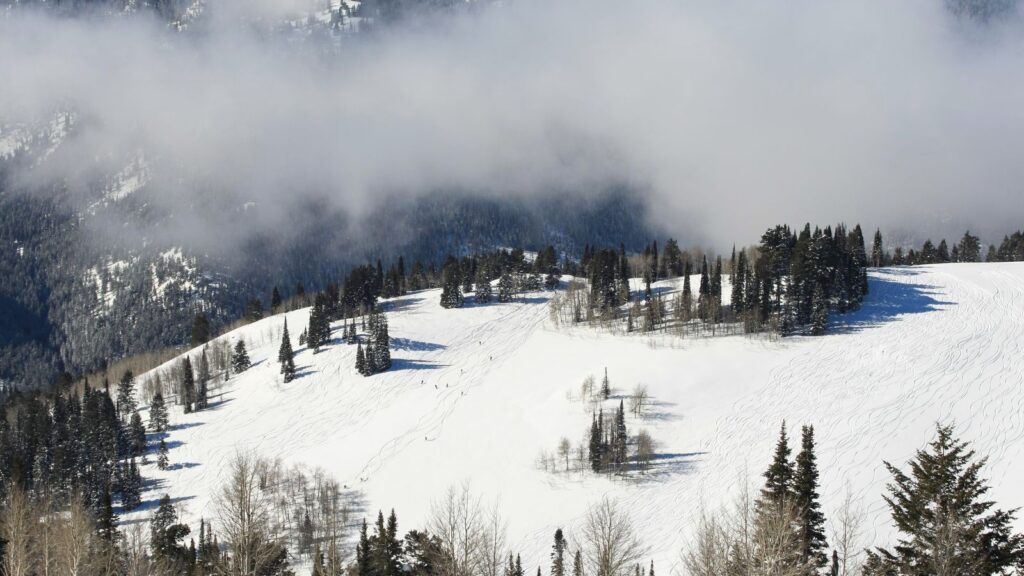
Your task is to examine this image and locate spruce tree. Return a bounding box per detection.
[150,392,169,433]
[271,286,283,312]
[601,368,610,399]
[232,339,251,373]
[130,411,147,457]
[191,312,211,346]
[476,271,493,303]
[761,421,794,506]
[158,436,170,470]
[811,282,829,336]
[196,349,210,410]
[864,424,1024,575]
[793,425,828,571]
[589,414,602,473]
[572,550,583,576]
[117,369,137,419]
[122,458,142,510]
[356,342,368,376]
[551,528,566,576]
[871,229,884,267]
[279,319,296,382]
[181,357,195,414]
[440,258,465,309]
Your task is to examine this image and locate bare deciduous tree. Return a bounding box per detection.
[216,451,284,576]
[559,438,572,472]
[830,487,864,576]
[634,430,654,472]
[628,385,648,418]
[578,498,647,576]
[1,484,37,576]
[429,483,486,576]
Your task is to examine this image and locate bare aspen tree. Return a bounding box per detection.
[634,431,654,472]
[1,484,36,576]
[216,451,283,576]
[830,487,864,576]
[628,385,648,418]
[579,498,647,576]
[681,510,729,576]
[558,437,572,472]
[53,496,100,576]
[478,497,509,576]
[429,483,485,576]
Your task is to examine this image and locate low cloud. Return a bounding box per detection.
[1,0,1023,251]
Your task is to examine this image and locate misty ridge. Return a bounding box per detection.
[1,0,1023,255]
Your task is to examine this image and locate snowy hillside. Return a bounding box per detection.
[130,263,1024,572]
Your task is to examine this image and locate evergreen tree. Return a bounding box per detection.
[191,312,211,346]
[958,231,981,262]
[130,411,147,457]
[601,368,610,399]
[476,270,494,303]
[150,391,169,433]
[158,436,170,470]
[440,257,465,309]
[357,519,373,576]
[116,369,137,419]
[271,286,283,312]
[181,356,195,413]
[151,493,192,567]
[279,319,296,382]
[232,339,251,373]
[761,421,794,506]
[613,400,628,469]
[572,550,583,576]
[96,488,118,540]
[356,342,368,376]
[551,528,566,576]
[811,282,829,336]
[589,414,602,473]
[121,458,142,510]
[871,229,885,267]
[196,349,210,410]
[793,425,828,571]
[498,273,517,303]
[864,424,1024,575]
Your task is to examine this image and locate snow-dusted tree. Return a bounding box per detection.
[440,258,465,309]
[196,349,210,410]
[116,369,138,419]
[232,339,251,373]
[498,274,517,303]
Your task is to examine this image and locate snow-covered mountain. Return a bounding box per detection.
[127,262,1024,572]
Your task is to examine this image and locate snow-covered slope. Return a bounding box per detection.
[130,263,1024,572]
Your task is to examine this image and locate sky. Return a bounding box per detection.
[1,0,1023,250]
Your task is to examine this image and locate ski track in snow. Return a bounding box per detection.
[127,263,1024,574]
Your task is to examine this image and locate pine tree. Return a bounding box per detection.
[356,342,368,376]
[196,349,210,410]
[158,437,169,469]
[551,528,566,576]
[96,488,118,540]
[761,421,794,506]
[271,286,283,312]
[232,339,251,373]
[181,357,195,413]
[117,369,137,419]
[613,400,628,469]
[588,414,602,473]
[498,273,517,303]
[864,424,1024,575]
[357,519,373,576]
[811,281,829,336]
[476,271,494,303]
[191,312,211,346]
[793,425,828,571]
[130,411,147,457]
[150,391,169,433]
[440,258,465,309]
[572,550,583,576]
[279,319,296,382]
[871,229,884,267]
[122,458,142,510]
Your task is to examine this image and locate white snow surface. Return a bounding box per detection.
[130,263,1024,573]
